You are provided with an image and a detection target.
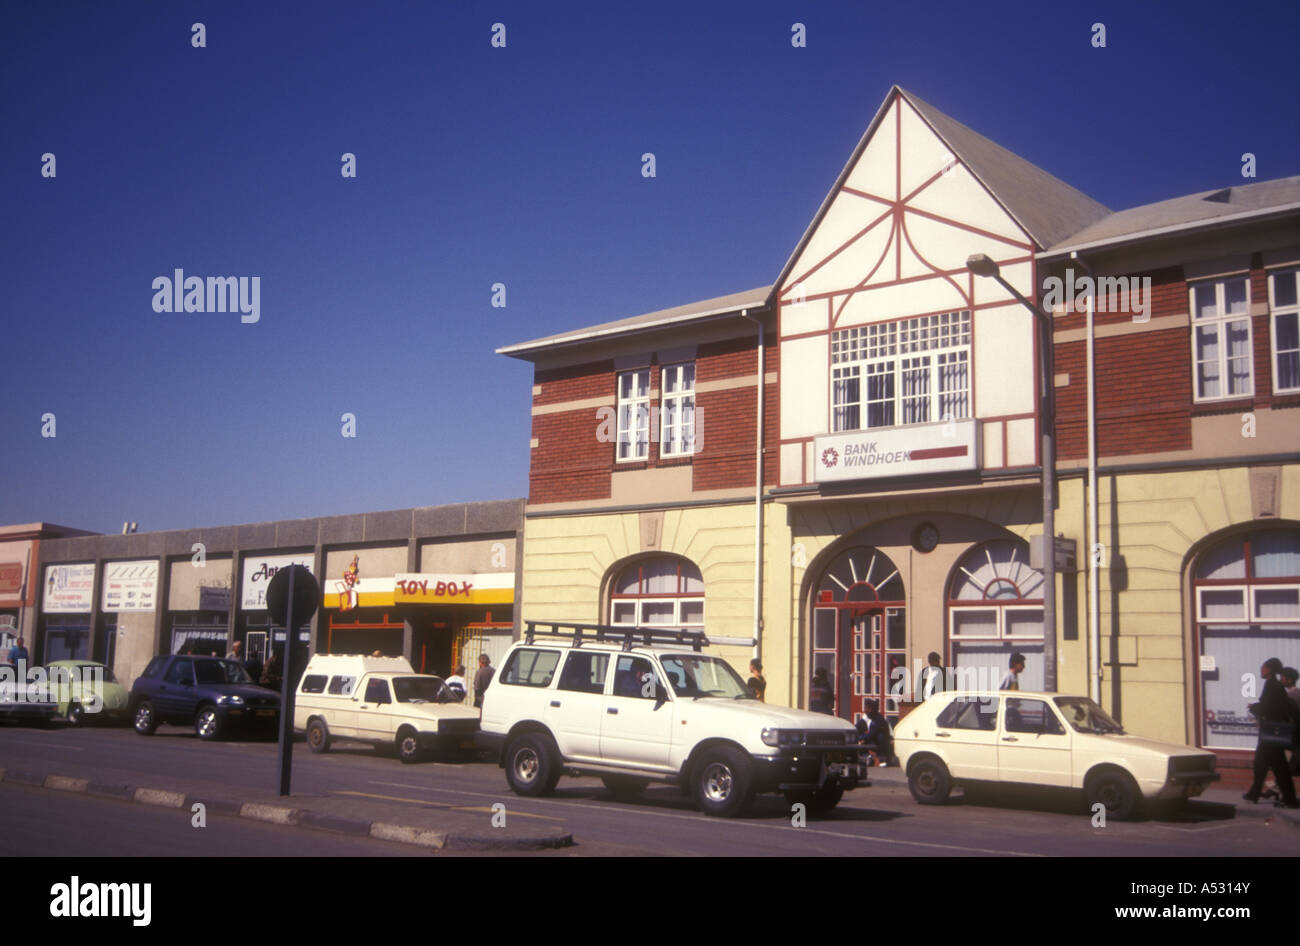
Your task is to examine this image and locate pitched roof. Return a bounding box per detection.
[775,86,1112,290]
[497,285,772,359]
[1041,175,1300,258]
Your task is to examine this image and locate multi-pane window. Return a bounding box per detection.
[616,369,650,461]
[1191,277,1252,401]
[1268,268,1300,394]
[948,540,1044,691]
[831,312,970,431]
[659,363,696,457]
[609,557,704,630]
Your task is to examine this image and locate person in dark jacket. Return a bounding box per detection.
[857,699,893,766]
[1243,657,1299,808]
[809,667,835,714]
[473,654,494,708]
[746,659,766,702]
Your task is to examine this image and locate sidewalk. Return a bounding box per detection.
[866,761,1300,826]
[0,763,573,852]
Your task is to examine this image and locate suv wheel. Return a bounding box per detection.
[307,718,331,754]
[133,701,158,735]
[693,747,754,818]
[907,758,952,805]
[396,728,425,764]
[194,706,222,741]
[1087,770,1140,821]
[505,733,560,797]
[601,775,650,797]
[785,784,844,814]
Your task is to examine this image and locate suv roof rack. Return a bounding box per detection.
[522,621,709,653]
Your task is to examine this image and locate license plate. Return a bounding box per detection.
[255,709,275,717]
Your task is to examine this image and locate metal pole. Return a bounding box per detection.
[991,273,1057,691]
[277,567,296,796]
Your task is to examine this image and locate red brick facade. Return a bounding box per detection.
[527,332,778,505]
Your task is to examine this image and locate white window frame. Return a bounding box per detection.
[1267,267,1300,395]
[830,312,970,432]
[1189,276,1253,402]
[616,369,650,462]
[948,604,1044,639]
[659,363,696,457]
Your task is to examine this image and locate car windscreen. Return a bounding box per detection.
[193,660,253,685]
[1054,696,1125,733]
[392,676,448,703]
[659,655,752,699]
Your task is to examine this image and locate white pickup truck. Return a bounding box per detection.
[293,654,480,763]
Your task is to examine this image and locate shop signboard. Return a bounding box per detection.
[393,572,514,605]
[43,563,96,613]
[102,560,159,612]
[0,561,23,596]
[241,553,315,610]
[813,419,979,483]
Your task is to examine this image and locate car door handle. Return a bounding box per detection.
[1002,736,1018,742]
[607,707,618,715]
[550,700,561,707]
[934,732,950,737]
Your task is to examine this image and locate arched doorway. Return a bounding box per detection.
[811,546,906,722]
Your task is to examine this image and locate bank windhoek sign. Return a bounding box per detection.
[814,419,978,483]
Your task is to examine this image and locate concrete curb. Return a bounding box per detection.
[0,765,574,851]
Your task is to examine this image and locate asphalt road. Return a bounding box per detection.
[2,721,1296,857]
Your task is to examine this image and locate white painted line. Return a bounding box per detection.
[369,822,445,848]
[44,775,89,792]
[369,781,1045,857]
[239,803,297,825]
[134,788,186,808]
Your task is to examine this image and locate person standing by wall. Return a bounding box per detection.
[473,653,494,708]
[747,659,766,702]
[919,652,946,700]
[999,653,1026,691]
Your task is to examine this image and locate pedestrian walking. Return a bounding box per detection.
[1279,666,1300,777]
[444,664,467,702]
[1243,657,1299,809]
[999,652,1026,691]
[473,653,494,708]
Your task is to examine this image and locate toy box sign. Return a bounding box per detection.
[814,419,978,482]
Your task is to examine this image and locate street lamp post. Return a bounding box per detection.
[967,253,1057,691]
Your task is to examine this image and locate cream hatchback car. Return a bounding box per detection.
[895,691,1219,820]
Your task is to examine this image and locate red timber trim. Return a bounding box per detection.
[839,185,895,207]
[782,204,895,299]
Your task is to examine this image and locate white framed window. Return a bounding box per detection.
[659,363,696,457]
[831,311,970,431]
[1268,268,1300,394]
[616,369,650,461]
[1190,276,1252,401]
[609,557,704,630]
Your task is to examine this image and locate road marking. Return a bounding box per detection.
[6,742,84,751]
[134,788,186,808]
[240,803,298,824]
[370,781,1044,855]
[338,789,561,821]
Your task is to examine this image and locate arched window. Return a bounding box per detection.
[947,540,1044,690]
[609,557,704,630]
[1195,529,1300,750]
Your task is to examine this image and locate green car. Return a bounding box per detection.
[46,660,130,726]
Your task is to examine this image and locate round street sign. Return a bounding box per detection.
[266,564,320,628]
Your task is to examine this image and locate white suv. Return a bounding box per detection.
[479,623,870,817]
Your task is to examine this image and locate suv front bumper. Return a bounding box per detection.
[752,749,870,792]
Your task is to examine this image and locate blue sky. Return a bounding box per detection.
[3,0,1297,534]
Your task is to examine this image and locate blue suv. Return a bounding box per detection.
[130,655,280,740]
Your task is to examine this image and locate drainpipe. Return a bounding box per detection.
[740,310,765,662]
[1071,251,1102,703]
